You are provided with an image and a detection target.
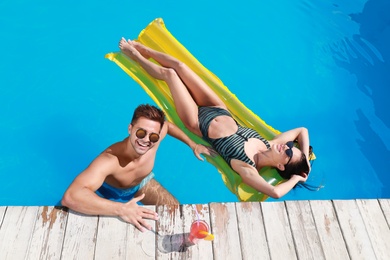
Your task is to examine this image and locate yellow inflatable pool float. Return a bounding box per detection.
[105,18,315,201]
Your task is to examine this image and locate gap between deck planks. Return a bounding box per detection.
[0,199,389,260]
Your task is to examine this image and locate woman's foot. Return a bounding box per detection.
[118,37,168,81]
[118,37,140,60]
[129,40,151,59]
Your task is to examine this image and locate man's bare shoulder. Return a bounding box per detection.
[88,150,121,173]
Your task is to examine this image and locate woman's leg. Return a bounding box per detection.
[130,40,227,109]
[119,38,202,135]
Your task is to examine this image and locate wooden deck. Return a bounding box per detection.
[0,199,389,259]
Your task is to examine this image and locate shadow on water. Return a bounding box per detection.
[331,0,390,127]
[329,0,390,197]
[350,0,390,128]
[355,109,390,197]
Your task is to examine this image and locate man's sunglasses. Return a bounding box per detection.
[135,128,160,143]
[285,141,294,166]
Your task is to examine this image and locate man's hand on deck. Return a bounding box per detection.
[119,193,159,232]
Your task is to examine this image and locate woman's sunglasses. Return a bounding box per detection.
[285,141,294,166]
[135,128,160,143]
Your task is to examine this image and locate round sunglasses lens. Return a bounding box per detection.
[149,133,160,143]
[136,129,147,139]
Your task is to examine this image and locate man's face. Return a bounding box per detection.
[129,117,161,155]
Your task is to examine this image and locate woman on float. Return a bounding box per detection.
[119,38,312,199]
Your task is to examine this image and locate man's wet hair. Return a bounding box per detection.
[131,104,165,129]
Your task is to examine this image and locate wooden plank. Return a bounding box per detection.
[379,199,390,228]
[181,204,213,260]
[125,205,156,260]
[27,206,68,260]
[309,200,349,259]
[2,200,389,260]
[235,202,270,260]
[357,199,390,260]
[156,204,185,259]
[61,210,98,260]
[333,200,376,259]
[261,201,297,260]
[0,206,6,224]
[0,206,39,260]
[94,216,129,259]
[209,202,242,260]
[286,201,325,260]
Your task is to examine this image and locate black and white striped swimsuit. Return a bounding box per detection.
[198,106,270,168]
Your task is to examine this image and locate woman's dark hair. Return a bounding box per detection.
[277,152,309,180]
[277,145,322,191]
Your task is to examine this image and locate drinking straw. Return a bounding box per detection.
[193,205,200,226]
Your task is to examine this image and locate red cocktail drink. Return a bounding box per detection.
[188,220,210,244]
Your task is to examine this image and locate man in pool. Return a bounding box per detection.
[61,104,215,232]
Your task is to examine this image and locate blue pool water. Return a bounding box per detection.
[1,0,389,205]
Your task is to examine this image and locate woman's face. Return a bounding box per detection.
[271,142,302,167]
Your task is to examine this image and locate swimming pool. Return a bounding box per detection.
[1,0,389,205]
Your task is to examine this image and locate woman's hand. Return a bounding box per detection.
[291,173,308,183]
[193,144,218,161]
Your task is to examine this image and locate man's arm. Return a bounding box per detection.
[61,154,158,231]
